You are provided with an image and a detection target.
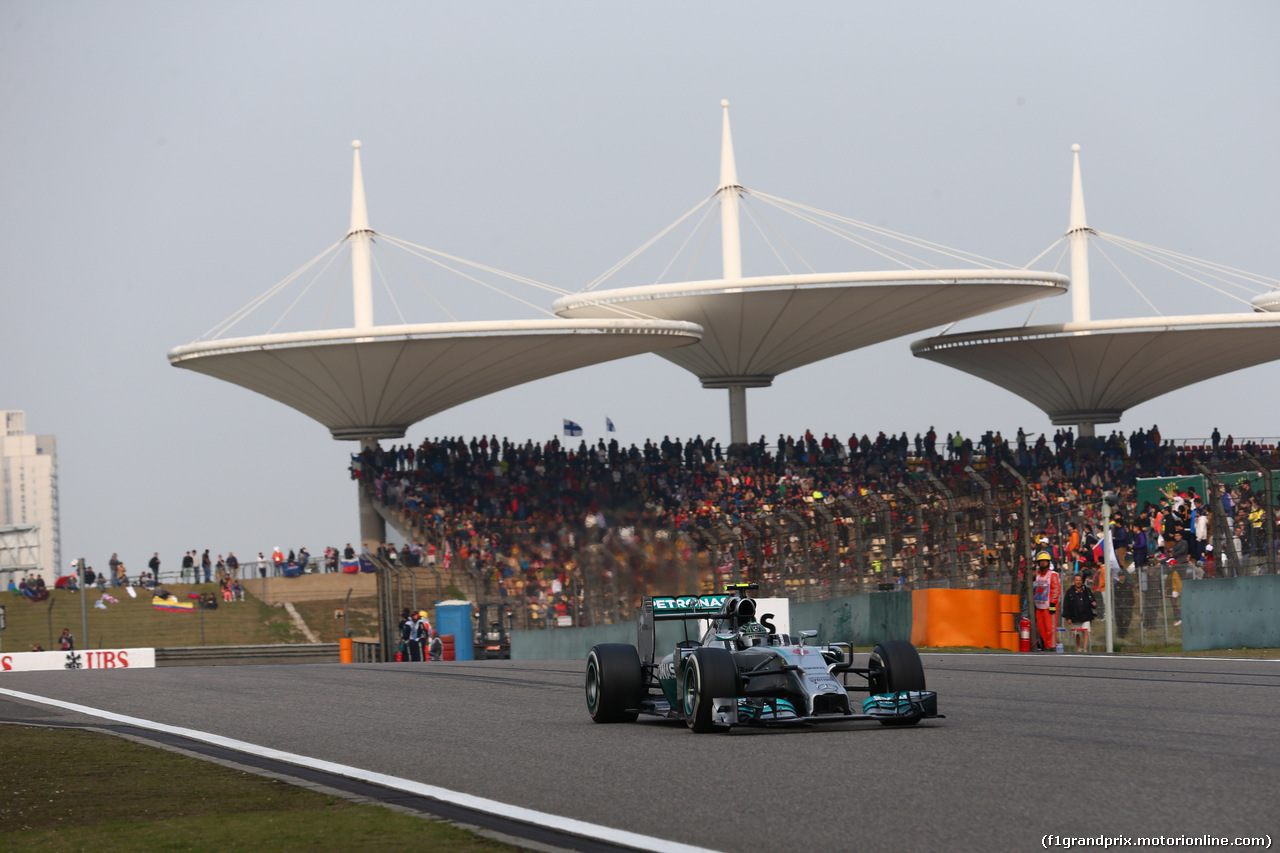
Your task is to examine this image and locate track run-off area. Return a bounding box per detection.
[2,654,1277,852]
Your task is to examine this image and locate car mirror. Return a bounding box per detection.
[798,629,818,646]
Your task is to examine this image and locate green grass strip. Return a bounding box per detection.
[0,726,517,851]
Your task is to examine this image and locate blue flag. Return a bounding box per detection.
[606,417,615,432]
[563,419,583,437]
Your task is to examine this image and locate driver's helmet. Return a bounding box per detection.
[738,621,769,648]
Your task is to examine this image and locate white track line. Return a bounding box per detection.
[0,687,721,853]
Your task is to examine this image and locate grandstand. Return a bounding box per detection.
[356,428,1280,655]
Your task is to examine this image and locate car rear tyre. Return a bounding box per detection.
[681,648,738,733]
[867,640,926,727]
[585,644,642,723]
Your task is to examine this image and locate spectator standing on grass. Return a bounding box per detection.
[181,551,194,583]
[201,549,212,584]
[258,552,268,578]
[226,552,239,579]
[1061,573,1096,652]
[272,547,284,575]
[58,628,74,651]
[109,553,121,586]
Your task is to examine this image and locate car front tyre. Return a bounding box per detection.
[681,648,737,733]
[867,640,926,727]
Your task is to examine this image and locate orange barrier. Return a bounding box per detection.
[339,637,353,664]
[999,595,1021,633]
[911,589,1002,649]
[998,631,1020,652]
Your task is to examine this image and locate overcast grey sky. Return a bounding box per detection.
[3,2,1277,575]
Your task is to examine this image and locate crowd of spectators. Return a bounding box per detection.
[352,426,1279,623]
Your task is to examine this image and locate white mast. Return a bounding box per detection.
[1068,144,1096,438]
[718,100,749,445]
[350,140,375,330]
[348,141,381,545]
[718,100,743,281]
[1068,144,1090,324]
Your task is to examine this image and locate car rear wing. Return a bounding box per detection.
[638,588,758,663]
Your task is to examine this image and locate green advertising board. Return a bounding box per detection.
[1137,471,1280,512]
[1135,475,1205,511]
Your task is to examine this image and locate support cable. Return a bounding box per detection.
[199,238,347,340]
[750,189,1013,268]
[267,253,345,334]
[1090,238,1164,316]
[584,195,717,291]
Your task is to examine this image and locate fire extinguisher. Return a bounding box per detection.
[1018,616,1032,653]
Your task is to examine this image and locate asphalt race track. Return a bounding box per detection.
[2,654,1277,852]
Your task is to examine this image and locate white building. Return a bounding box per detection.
[0,411,60,579]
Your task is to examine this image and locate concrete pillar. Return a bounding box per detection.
[358,437,385,552]
[728,385,748,446]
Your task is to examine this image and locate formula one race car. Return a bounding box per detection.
[585,584,941,732]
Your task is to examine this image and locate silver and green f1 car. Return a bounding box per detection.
[585,584,941,732]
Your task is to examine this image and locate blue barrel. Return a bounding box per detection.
[434,601,475,661]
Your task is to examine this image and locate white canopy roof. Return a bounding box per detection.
[912,314,1280,425]
[554,270,1068,387]
[168,319,702,440]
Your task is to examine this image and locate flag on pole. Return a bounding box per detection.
[606,417,615,432]
[564,419,583,437]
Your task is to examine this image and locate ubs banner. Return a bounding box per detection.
[1,648,156,672]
